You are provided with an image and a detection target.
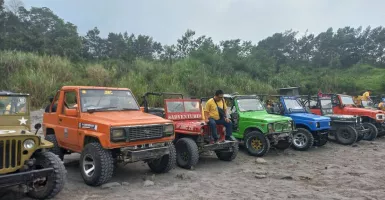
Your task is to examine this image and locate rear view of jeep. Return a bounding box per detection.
[43,86,176,186]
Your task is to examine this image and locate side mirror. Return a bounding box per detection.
[65,108,78,117]
[34,123,42,130]
[34,123,42,135]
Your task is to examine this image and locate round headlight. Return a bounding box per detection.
[24,139,35,149]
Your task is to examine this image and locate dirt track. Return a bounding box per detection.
[9,110,385,200]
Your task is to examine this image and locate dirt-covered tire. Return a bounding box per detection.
[292,128,314,151]
[148,144,176,173]
[335,125,358,145]
[314,133,328,147]
[45,134,64,160]
[26,152,66,199]
[273,138,292,150]
[362,122,378,141]
[215,142,239,161]
[175,138,199,169]
[244,131,270,157]
[80,142,114,186]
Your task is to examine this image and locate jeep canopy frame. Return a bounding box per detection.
[142,92,184,113]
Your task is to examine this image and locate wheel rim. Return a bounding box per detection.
[181,151,189,161]
[293,132,307,148]
[83,154,95,177]
[340,130,351,139]
[251,138,263,150]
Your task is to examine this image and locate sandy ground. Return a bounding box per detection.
[4,110,385,200]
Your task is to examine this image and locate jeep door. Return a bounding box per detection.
[56,90,80,151]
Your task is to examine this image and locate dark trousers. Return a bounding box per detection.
[208,118,232,140]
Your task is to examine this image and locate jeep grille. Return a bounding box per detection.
[274,122,291,132]
[0,139,22,170]
[121,125,164,142]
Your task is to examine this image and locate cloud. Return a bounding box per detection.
[22,0,385,45]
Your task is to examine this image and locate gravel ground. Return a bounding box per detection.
[3,110,385,200]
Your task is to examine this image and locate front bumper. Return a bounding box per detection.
[0,168,54,188]
[203,140,237,152]
[121,145,170,163]
[267,131,292,144]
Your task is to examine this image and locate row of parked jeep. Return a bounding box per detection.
[1,86,384,199]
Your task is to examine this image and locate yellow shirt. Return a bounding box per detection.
[379,102,385,111]
[4,104,11,115]
[362,92,370,100]
[204,98,227,120]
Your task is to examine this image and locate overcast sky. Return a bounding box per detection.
[21,0,385,45]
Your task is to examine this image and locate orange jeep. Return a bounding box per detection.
[43,86,176,186]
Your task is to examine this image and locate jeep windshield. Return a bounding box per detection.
[79,89,139,112]
[0,96,28,115]
[361,100,373,107]
[320,99,332,108]
[283,98,305,112]
[166,100,200,113]
[340,96,355,105]
[237,98,264,112]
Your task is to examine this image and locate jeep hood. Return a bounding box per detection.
[0,126,32,136]
[81,111,172,126]
[289,113,330,122]
[325,114,357,121]
[240,111,292,123]
[174,120,205,133]
[343,107,384,115]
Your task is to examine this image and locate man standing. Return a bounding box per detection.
[204,90,234,142]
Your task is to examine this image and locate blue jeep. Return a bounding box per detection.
[264,95,331,151]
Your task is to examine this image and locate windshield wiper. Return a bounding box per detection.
[121,108,139,111]
[87,106,117,113]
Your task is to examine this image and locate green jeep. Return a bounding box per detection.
[0,91,66,199]
[202,94,294,157]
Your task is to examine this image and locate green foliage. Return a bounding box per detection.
[1,4,385,108]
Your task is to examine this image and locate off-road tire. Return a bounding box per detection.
[175,138,199,169]
[80,143,114,186]
[45,134,64,160]
[335,125,358,145]
[273,138,292,150]
[244,131,270,157]
[215,142,239,161]
[362,122,378,141]
[148,144,176,173]
[292,128,314,151]
[314,133,328,147]
[26,152,66,199]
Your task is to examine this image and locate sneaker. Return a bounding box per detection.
[225,136,235,141]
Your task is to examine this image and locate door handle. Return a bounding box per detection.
[59,118,62,123]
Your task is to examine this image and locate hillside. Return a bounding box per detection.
[1,3,385,107]
[1,51,384,107]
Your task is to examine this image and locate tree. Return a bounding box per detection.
[5,0,24,14]
[0,0,5,11]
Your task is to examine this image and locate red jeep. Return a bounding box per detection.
[327,94,385,140]
[141,92,238,169]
